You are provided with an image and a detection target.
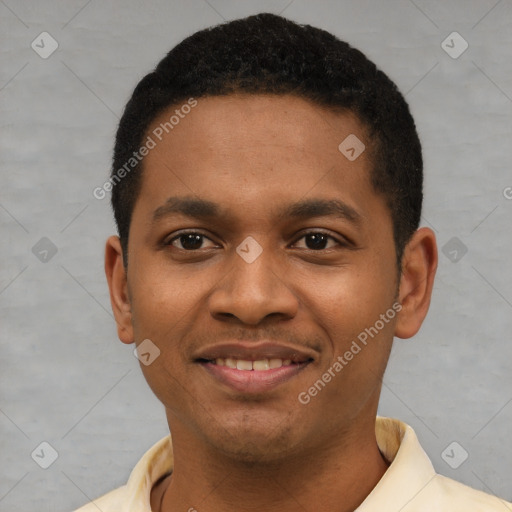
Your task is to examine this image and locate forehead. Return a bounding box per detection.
[134,94,382,225]
[146,94,369,160]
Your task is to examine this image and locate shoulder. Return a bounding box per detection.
[72,485,126,512]
[423,474,512,511]
[373,417,511,511]
[70,434,173,512]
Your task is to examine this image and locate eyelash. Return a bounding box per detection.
[165,230,346,251]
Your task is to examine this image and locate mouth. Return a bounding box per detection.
[194,343,315,393]
[197,357,308,370]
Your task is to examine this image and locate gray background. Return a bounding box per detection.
[1,0,511,510]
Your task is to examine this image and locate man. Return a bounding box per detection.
[77,13,511,512]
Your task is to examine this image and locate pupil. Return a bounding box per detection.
[306,233,327,250]
[181,234,203,250]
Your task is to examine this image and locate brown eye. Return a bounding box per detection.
[293,232,340,250]
[168,232,216,250]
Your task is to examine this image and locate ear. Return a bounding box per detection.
[395,227,438,339]
[105,235,134,344]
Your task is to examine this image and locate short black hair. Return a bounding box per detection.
[111,12,422,266]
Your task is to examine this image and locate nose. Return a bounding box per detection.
[208,241,298,326]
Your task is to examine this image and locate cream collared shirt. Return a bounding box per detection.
[74,417,511,511]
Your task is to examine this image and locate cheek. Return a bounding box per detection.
[129,258,205,335]
[303,260,397,337]
[302,266,396,412]
[128,269,202,408]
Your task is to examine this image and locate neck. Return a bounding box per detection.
[156,415,389,512]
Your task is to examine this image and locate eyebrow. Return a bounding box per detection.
[280,198,361,224]
[152,197,220,222]
[152,196,362,224]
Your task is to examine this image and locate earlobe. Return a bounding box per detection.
[105,235,134,344]
[394,227,438,339]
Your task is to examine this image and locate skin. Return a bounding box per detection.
[105,94,437,512]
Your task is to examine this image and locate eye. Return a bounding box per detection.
[292,232,342,251]
[167,232,217,251]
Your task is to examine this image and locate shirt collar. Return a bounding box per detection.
[124,434,174,511]
[355,417,436,511]
[122,417,436,511]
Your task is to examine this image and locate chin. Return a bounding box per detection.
[202,418,301,464]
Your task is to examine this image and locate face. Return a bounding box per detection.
[106,94,434,463]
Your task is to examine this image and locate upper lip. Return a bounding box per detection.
[193,342,316,363]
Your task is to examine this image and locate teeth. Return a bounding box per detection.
[214,358,295,370]
[236,360,253,371]
[225,358,237,369]
[253,359,269,371]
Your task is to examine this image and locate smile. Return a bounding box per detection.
[207,357,295,371]
[197,358,312,393]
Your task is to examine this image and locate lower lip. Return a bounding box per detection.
[199,361,311,394]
